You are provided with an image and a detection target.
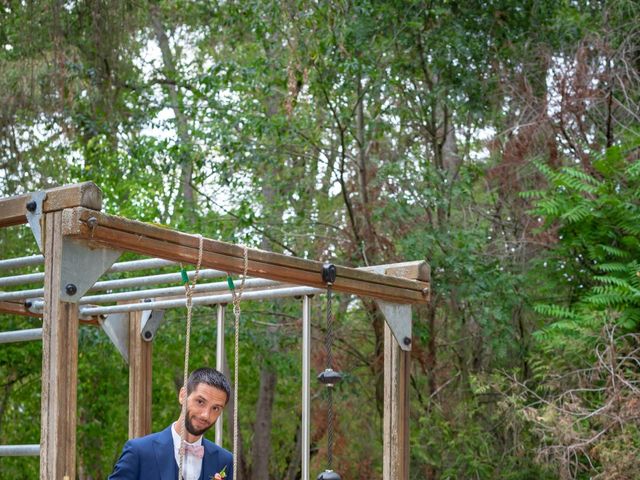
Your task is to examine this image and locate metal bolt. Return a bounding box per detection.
[24,301,32,309]
[87,216,98,228]
[143,330,153,340]
[422,287,430,295]
[403,336,412,346]
[26,201,37,212]
[65,283,78,295]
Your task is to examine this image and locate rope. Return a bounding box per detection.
[325,283,335,470]
[230,246,249,479]
[178,234,204,480]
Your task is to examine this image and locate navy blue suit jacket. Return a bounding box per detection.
[109,426,233,480]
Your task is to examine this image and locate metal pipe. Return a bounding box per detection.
[302,295,311,480]
[215,304,226,446]
[0,272,43,288]
[76,286,324,317]
[78,278,279,305]
[0,268,227,302]
[0,255,43,271]
[0,258,178,288]
[0,328,42,344]
[0,444,40,456]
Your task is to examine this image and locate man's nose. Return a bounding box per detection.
[200,409,214,421]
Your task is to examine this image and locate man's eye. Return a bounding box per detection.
[197,400,204,405]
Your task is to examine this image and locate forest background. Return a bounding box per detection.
[1,1,639,479]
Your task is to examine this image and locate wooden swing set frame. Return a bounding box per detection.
[0,182,430,479]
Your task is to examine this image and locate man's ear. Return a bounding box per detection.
[179,386,187,405]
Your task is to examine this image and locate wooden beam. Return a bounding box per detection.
[383,322,410,479]
[40,211,78,480]
[0,301,42,318]
[0,182,102,228]
[128,310,153,439]
[61,208,430,305]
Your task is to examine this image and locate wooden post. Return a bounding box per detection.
[128,310,153,439]
[40,211,79,479]
[383,322,410,479]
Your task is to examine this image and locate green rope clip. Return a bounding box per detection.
[227,275,235,291]
[180,266,189,285]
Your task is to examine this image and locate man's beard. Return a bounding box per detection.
[184,410,213,437]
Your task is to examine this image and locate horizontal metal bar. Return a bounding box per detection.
[79,277,280,304]
[0,255,43,271]
[0,257,178,288]
[0,268,226,302]
[0,328,42,344]
[78,286,324,316]
[0,444,40,456]
[0,272,44,288]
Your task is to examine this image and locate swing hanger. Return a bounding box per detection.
[321,263,337,284]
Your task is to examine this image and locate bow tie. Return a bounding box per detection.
[182,443,204,459]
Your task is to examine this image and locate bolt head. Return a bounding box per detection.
[65,283,78,295]
[26,201,37,212]
[403,336,412,346]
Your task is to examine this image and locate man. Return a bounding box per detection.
[109,367,234,480]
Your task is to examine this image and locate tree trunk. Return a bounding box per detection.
[250,368,277,480]
[149,5,196,223]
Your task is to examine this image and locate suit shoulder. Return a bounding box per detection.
[204,439,233,460]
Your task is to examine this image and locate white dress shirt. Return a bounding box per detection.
[171,422,203,480]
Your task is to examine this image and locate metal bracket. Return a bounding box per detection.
[375,300,412,351]
[101,307,164,363]
[25,191,46,252]
[60,238,122,302]
[140,308,165,342]
[101,312,130,363]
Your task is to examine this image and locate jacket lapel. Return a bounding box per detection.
[154,426,178,480]
[199,440,220,480]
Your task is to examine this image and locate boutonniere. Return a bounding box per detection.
[211,465,227,479]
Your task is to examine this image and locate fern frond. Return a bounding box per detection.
[591,275,632,288]
[560,204,593,223]
[533,303,579,320]
[595,263,629,273]
[597,244,631,259]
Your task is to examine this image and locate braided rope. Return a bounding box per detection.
[326,283,334,470]
[178,234,204,480]
[231,246,249,479]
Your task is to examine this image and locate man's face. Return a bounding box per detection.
[180,383,227,437]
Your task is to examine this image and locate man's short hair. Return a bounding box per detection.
[186,367,231,404]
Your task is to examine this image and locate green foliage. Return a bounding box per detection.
[531,137,640,342]
[1,0,639,478]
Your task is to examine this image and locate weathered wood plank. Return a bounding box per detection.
[383,322,410,479]
[40,211,78,480]
[128,310,153,439]
[62,208,430,304]
[0,301,42,317]
[0,182,102,228]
